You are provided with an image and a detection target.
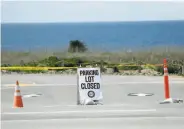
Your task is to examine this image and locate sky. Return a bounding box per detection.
[1,0,184,23]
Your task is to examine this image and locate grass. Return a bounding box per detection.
[1,46,184,75]
[2,46,184,65]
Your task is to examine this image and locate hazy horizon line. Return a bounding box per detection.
[2,19,184,24]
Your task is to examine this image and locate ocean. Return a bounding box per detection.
[1,20,184,52]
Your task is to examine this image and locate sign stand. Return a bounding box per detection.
[77,72,80,105]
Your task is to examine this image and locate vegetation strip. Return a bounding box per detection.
[0,67,77,70]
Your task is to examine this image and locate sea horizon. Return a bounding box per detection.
[2,20,184,52]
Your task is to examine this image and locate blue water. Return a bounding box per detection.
[1,20,184,51]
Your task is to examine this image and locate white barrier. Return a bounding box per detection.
[77,67,103,105]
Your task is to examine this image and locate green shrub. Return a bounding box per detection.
[37,56,60,67]
[8,70,21,73]
[24,61,38,67]
[107,63,118,68]
[113,66,119,73]
[168,65,181,74]
[63,57,86,67]
[143,64,157,70]
[1,64,10,67]
[117,65,142,70]
[155,65,181,75]
[21,70,46,73]
[155,66,163,74]
[64,62,76,67]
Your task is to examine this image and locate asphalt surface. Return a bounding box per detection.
[1,74,184,129]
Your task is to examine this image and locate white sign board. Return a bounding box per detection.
[77,67,103,104]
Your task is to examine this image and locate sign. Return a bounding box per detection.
[77,67,103,104]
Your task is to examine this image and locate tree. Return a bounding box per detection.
[68,40,88,53]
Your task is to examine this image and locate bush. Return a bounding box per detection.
[64,62,76,67]
[107,63,118,68]
[37,56,60,67]
[63,57,86,67]
[168,65,181,74]
[113,66,119,73]
[155,65,181,75]
[155,66,163,74]
[25,61,38,67]
[143,64,157,70]
[21,70,46,74]
[1,64,11,67]
[117,65,142,71]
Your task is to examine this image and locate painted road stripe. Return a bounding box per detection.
[3,83,36,87]
[2,116,184,122]
[0,87,14,90]
[1,109,156,115]
[3,83,74,87]
[44,105,78,107]
[43,104,139,108]
[2,81,184,87]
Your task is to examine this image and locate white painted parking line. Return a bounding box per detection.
[0,87,14,90]
[1,109,157,115]
[2,83,75,87]
[44,105,77,107]
[2,116,184,123]
[43,104,140,108]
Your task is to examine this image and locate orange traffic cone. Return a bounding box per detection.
[13,80,23,108]
[163,58,170,99]
[160,58,183,104]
